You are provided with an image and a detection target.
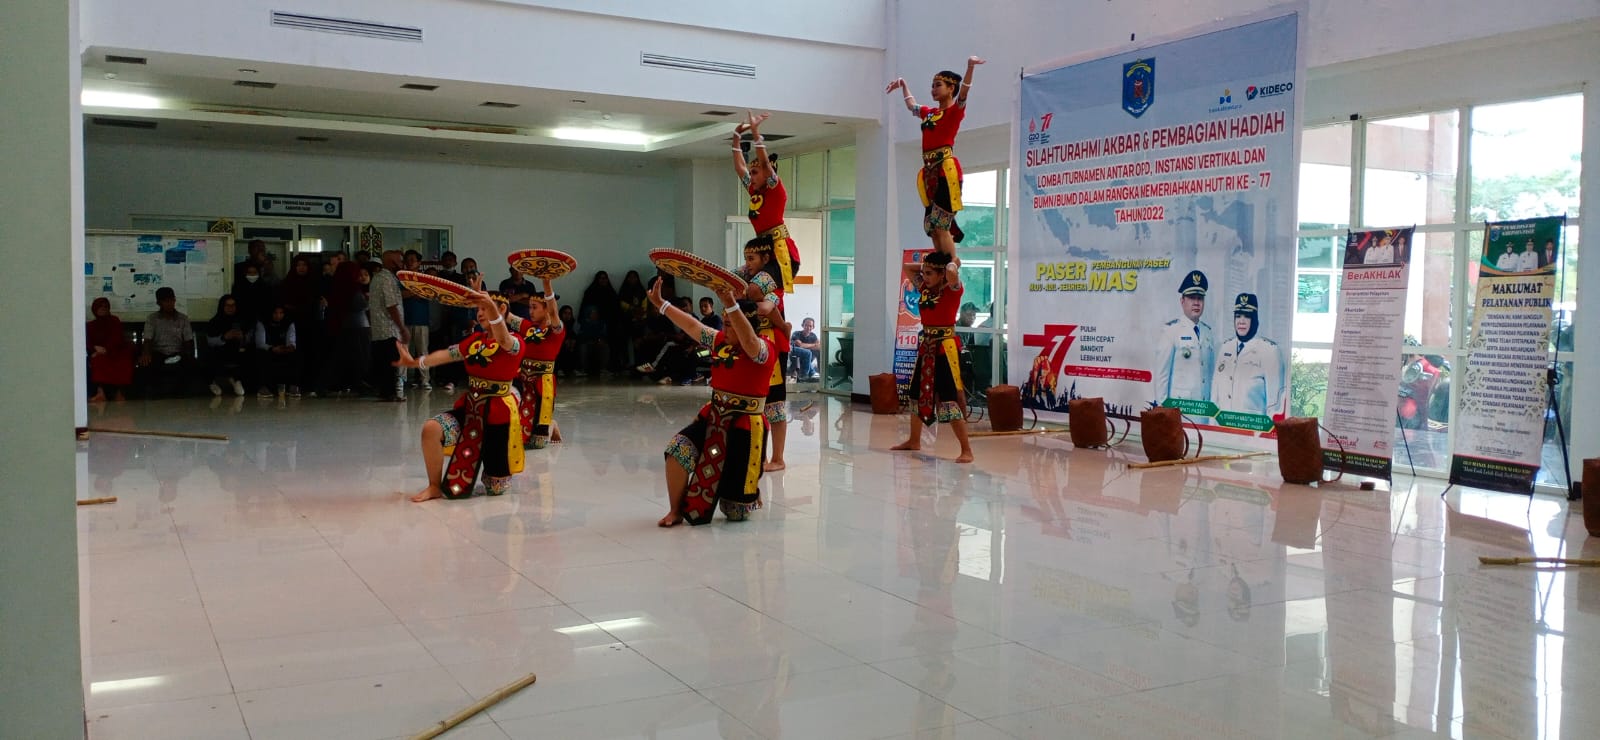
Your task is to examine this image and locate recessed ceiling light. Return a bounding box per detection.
[103,72,118,80]
[600,113,613,121]
[82,90,162,109]
[401,83,438,91]
[479,101,519,108]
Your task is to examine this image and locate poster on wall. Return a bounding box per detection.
[1449,216,1565,494]
[1012,10,1302,446]
[1321,227,1415,479]
[893,248,934,394]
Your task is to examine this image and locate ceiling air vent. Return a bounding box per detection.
[479,101,519,108]
[92,118,157,130]
[105,54,147,65]
[296,136,329,142]
[401,83,438,91]
[270,11,423,42]
[234,80,277,89]
[701,110,737,117]
[640,53,755,79]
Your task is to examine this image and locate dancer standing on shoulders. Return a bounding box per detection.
[395,285,524,502]
[732,111,802,293]
[653,280,777,527]
[892,250,974,463]
[886,55,984,254]
[736,236,793,471]
[507,277,564,449]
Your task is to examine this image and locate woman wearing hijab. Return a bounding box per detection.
[87,297,135,401]
[616,270,649,370]
[579,271,620,374]
[205,294,253,397]
[277,254,319,390]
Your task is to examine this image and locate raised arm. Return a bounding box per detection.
[945,261,963,291]
[956,56,985,107]
[718,288,767,360]
[730,111,771,182]
[647,279,710,339]
[542,278,562,331]
[476,291,514,349]
[885,77,919,115]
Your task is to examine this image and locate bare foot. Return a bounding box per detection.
[410,485,444,503]
[954,451,974,464]
[657,511,683,528]
[551,428,563,443]
[762,460,787,472]
[89,392,106,403]
[890,441,921,451]
[114,392,126,402]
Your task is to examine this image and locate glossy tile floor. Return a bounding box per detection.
[77,384,1599,739]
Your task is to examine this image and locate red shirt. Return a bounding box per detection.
[747,177,788,234]
[919,282,964,327]
[709,331,778,398]
[456,331,523,383]
[919,104,965,152]
[520,322,565,362]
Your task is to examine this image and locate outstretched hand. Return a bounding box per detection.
[392,339,414,368]
[717,287,739,308]
[648,279,665,310]
[968,56,986,66]
[884,77,906,94]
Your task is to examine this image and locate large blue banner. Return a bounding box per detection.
[1011,11,1302,444]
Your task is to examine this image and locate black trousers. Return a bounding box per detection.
[370,337,401,399]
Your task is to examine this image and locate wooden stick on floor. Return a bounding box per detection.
[1127,451,1270,470]
[410,672,537,740]
[76,497,118,506]
[968,429,1071,438]
[85,427,230,442]
[1480,556,1600,567]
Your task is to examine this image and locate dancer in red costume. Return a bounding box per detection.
[731,111,802,293]
[507,278,563,449]
[736,236,793,471]
[653,280,778,527]
[891,250,974,463]
[885,56,985,254]
[395,287,524,502]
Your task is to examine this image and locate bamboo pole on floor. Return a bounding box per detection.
[410,672,538,740]
[1479,556,1600,567]
[1127,451,1270,470]
[85,427,229,441]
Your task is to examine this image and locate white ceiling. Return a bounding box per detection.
[81,47,864,172]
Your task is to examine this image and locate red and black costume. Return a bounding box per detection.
[744,170,803,293]
[431,330,525,497]
[916,103,966,242]
[911,279,966,425]
[664,322,777,525]
[737,257,791,425]
[510,314,564,449]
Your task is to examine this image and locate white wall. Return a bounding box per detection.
[82,0,883,120]
[1,0,85,736]
[85,142,676,291]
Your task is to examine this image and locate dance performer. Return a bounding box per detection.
[653,280,778,527]
[731,112,802,292]
[507,278,563,449]
[394,288,524,502]
[736,236,793,471]
[885,55,985,254]
[892,250,975,463]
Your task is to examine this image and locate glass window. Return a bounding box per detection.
[1297,233,1339,270]
[827,208,855,259]
[1288,348,1331,418]
[1296,274,1332,314]
[1299,123,1352,230]
[1470,94,1582,221]
[826,261,855,327]
[827,146,856,205]
[959,170,999,248]
[1404,231,1456,348]
[1362,111,1460,226]
[794,152,826,210]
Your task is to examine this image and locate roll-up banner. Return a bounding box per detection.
[1450,216,1565,494]
[1012,8,1302,447]
[1321,227,1415,479]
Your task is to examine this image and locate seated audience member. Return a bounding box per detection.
[790,317,821,381]
[556,305,580,377]
[87,297,136,402]
[697,296,723,331]
[255,304,301,398]
[205,295,252,397]
[636,298,695,377]
[576,305,611,376]
[233,261,274,328]
[139,287,195,397]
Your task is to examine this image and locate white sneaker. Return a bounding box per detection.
[209,383,223,397]
[231,380,246,396]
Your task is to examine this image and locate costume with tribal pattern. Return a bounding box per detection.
[737,241,791,425]
[916,103,966,242]
[910,279,966,425]
[507,313,563,449]
[743,168,803,293]
[430,304,525,498]
[663,318,777,525]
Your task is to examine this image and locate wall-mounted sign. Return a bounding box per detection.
[255,193,343,219]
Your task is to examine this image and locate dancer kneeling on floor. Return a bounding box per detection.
[653,280,777,527]
[395,289,524,502]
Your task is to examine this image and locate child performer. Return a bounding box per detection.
[651,279,778,527]
[885,55,985,255]
[731,111,802,293]
[891,250,974,463]
[395,289,524,501]
[508,278,563,449]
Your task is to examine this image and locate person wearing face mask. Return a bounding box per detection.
[233,261,274,329]
[1213,293,1285,418]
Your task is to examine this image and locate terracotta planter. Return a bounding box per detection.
[1584,458,1600,536]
